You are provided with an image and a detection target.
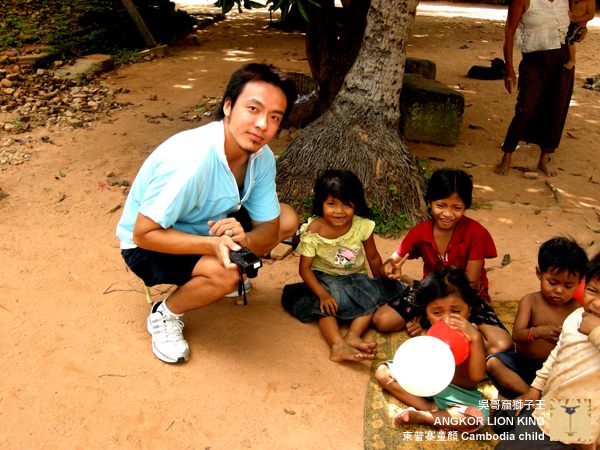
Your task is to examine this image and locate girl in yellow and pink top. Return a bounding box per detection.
[282,170,408,362]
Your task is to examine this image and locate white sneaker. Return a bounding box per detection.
[224,279,253,297]
[146,301,189,363]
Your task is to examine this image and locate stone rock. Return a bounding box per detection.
[107,177,119,186]
[138,45,171,58]
[405,57,437,80]
[523,172,539,179]
[290,129,301,139]
[399,74,464,146]
[279,129,290,139]
[105,171,115,177]
[170,35,201,46]
[148,93,158,101]
[270,243,293,260]
[68,118,84,127]
[118,179,129,187]
[54,55,115,81]
[4,123,16,132]
[1,79,12,88]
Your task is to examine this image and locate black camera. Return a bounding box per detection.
[229,246,262,278]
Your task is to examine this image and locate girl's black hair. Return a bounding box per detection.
[538,236,588,280]
[312,169,372,219]
[425,168,473,209]
[412,268,477,329]
[585,250,600,285]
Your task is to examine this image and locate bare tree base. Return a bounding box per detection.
[276,109,427,223]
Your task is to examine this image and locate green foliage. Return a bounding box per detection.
[302,196,313,210]
[369,202,414,237]
[418,159,439,181]
[2,0,195,68]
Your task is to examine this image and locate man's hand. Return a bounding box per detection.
[210,235,242,270]
[208,218,247,247]
[579,311,600,336]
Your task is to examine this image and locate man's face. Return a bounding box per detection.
[223,80,287,154]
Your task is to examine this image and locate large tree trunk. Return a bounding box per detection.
[277,0,427,225]
[306,0,371,116]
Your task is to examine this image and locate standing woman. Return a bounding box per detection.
[495,0,573,177]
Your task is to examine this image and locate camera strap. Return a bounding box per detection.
[237,267,248,305]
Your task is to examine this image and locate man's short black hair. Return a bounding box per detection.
[214,63,297,122]
[585,250,600,284]
[538,236,588,280]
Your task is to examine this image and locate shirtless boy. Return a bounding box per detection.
[565,0,595,70]
[485,237,588,398]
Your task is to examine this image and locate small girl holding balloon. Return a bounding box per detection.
[375,268,490,432]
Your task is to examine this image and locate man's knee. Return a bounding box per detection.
[279,203,299,240]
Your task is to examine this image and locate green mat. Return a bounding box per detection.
[363,301,519,450]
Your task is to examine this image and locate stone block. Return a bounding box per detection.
[54,55,115,81]
[138,45,171,58]
[270,243,293,260]
[400,74,464,147]
[405,57,436,80]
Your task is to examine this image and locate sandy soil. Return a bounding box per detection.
[1,3,599,449]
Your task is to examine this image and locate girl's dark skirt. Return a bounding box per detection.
[282,271,410,323]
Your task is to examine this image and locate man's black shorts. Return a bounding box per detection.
[121,207,253,287]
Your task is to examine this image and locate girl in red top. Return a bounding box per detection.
[374,168,513,355]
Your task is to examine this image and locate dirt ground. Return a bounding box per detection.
[1,2,599,449]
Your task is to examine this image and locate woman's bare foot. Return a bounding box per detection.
[494,152,512,175]
[538,153,557,176]
[344,332,377,354]
[329,341,374,362]
[394,408,432,426]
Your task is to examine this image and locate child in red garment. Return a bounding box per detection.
[374,168,513,355]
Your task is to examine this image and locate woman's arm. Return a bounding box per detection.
[363,233,383,278]
[503,0,528,93]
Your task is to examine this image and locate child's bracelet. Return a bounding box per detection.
[527,327,537,342]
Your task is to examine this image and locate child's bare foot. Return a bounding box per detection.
[494,152,512,175]
[329,341,374,362]
[538,153,557,177]
[344,333,377,354]
[394,408,430,426]
[564,60,575,71]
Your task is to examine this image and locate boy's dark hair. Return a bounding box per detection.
[538,237,588,280]
[413,268,478,328]
[214,63,297,122]
[312,169,372,219]
[585,250,600,284]
[425,168,473,210]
